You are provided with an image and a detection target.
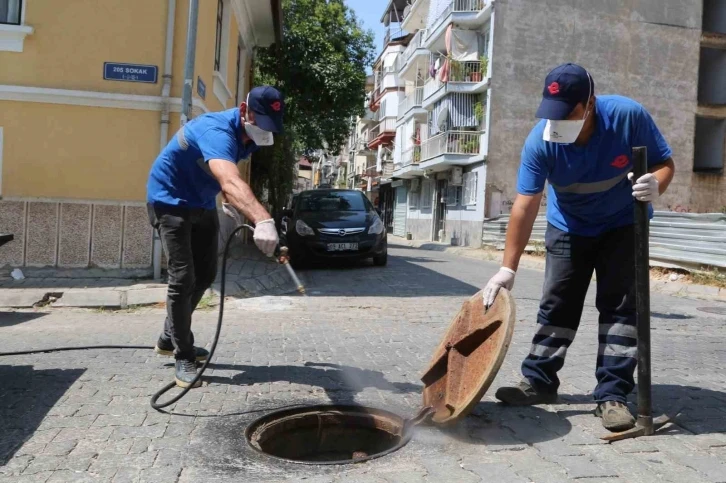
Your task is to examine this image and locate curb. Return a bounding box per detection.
[0,285,168,309]
[390,237,726,304]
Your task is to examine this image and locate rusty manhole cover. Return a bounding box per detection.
[421,288,516,424]
[245,405,411,465]
[696,306,726,315]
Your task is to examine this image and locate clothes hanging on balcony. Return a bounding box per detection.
[438,24,453,83]
[450,29,480,62]
[376,144,383,173]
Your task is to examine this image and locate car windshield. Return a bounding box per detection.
[298,191,367,213]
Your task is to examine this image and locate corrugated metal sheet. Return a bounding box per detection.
[482,212,726,269]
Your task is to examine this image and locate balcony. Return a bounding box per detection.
[367,117,397,149]
[384,27,409,48]
[419,130,486,171]
[393,145,424,179]
[401,0,430,33]
[397,87,425,123]
[422,59,490,108]
[424,0,493,52]
[397,29,429,80]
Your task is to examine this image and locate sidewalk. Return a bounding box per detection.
[0,241,299,309]
[389,236,726,303]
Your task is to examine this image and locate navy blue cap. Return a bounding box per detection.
[535,63,594,120]
[247,86,285,133]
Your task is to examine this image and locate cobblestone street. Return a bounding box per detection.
[1,243,725,482]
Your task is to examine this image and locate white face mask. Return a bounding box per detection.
[542,73,592,144]
[244,122,274,146]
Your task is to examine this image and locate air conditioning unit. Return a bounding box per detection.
[449,167,464,186]
[409,178,421,193]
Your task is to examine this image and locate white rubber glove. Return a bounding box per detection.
[253,219,279,257]
[482,267,516,310]
[628,172,659,202]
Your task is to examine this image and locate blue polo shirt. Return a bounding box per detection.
[517,95,672,236]
[147,108,258,210]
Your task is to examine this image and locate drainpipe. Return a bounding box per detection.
[180,0,200,125]
[153,0,177,280]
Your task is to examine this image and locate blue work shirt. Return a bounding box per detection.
[147,108,258,210]
[517,95,672,236]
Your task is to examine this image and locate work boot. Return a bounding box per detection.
[495,380,558,406]
[595,401,636,432]
[154,337,209,361]
[175,359,202,388]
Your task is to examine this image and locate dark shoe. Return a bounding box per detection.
[495,380,558,406]
[595,401,636,432]
[175,359,202,388]
[154,338,209,361]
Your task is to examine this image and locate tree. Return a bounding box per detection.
[251,0,375,214]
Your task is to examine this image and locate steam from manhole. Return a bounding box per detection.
[696,306,726,315]
[245,405,412,465]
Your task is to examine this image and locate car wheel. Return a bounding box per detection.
[373,252,388,267]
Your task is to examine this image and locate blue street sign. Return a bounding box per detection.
[197,76,206,99]
[103,62,158,83]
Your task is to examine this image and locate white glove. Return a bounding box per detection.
[482,267,516,310]
[253,219,279,257]
[628,172,659,202]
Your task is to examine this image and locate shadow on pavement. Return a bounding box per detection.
[651,311,695,320]
[558,385,726,434]
[0,365,84,465]
[0,312,48,327]
[204,362,423,400]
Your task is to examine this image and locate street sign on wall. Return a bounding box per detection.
[103,62,158,83]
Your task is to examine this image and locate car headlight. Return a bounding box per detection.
[296,220,315,236]
[368,217,384,235]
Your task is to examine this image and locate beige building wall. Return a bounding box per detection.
[0,0,280,271]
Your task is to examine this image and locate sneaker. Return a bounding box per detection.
[595,401,636,432]
[175,359,202,388]
[154,338,209,361]
[495,380,558,406]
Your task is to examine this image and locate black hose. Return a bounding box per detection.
[0,224,248,412]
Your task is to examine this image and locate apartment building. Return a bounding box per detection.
[372,0,725,248]
[0,0,282,273]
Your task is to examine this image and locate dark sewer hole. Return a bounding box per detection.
[245,404,411,465]
[696,307,726,316]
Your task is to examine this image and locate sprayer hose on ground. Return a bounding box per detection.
[0,224,304,411]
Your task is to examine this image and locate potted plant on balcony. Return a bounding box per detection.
[413,149,421,164]
[474,101,484,125]
[479,55,489,80]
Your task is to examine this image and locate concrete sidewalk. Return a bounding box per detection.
[389,236,726,303]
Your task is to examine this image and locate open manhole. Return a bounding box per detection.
[245,404,411,465]
[245,289,516,465]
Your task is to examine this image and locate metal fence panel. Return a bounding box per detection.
[482,212,726,269]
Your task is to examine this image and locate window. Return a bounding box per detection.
[694,117,725,174]
[408,190,419,209]
[0,0,21,25]
[298,191,367,213]
[421,179,433,210]
[214,0,224,72]
[446,185,461,207]
[463,172,478,206]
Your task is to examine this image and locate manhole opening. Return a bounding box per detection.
[245,405,410,465]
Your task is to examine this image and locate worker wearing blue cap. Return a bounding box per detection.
[146,86,285,388]
[483,64,675,432]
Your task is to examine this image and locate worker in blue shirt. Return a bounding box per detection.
[146,86,284,388]
[483,64,675,432]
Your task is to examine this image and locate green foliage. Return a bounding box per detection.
[252,0,375,214]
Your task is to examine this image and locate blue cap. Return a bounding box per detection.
[535,63,594,120]
[247,86,285,133]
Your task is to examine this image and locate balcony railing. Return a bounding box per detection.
[384,27,409,47]
[368,117,397,143]
[449,60,486,82]
[398,87,424,119]
[424,77,443,99]
[427,0,486,39]
[421,131,482,161]
[401,145,422,167]
[397,29,428,72]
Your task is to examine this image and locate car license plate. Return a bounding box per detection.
[327,243,358,252]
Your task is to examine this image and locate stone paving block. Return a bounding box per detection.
[111,468,140,483]
[89,452,158,473]
[92,414,147,428]
[110,426,166,440]
[40,441,78,456]
[138,467,181,483]
[0,472,54,483]
[420,457,480,483]
[22,455,93,475]
[460,462,529,482]
[557,455,619,479]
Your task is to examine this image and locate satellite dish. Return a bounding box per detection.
[384,14,390,27]
[403,5,411,18]
[437,106,450,131]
